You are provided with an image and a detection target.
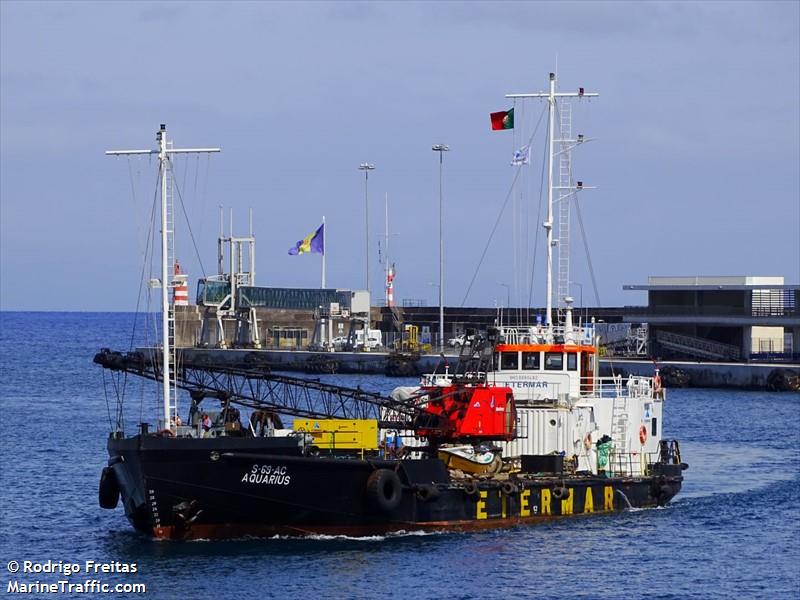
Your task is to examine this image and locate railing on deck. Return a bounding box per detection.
[606,451,658,477]
[497,324,595,345]
[591,375,660,399]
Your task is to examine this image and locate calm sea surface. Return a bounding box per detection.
[1,312,798,599]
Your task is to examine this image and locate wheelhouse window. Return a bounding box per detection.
[544,352,564,371]
[500,351,519,370]
[567,352,578,371]
[522,351,540,370]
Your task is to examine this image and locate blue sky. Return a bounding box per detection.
[1,1,798,311]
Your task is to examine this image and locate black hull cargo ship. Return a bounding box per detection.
[96,336,685,541]
[98,78,687,540]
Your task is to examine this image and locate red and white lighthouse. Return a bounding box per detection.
[173,261,189,306]
[386,263,396,307]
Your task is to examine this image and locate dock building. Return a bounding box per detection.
[623,276,800,362]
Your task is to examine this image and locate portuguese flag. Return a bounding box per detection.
[490,108,514,130]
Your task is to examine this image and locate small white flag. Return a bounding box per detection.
[510,145,530,166]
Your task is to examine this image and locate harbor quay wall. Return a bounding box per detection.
[600,359,799,391]
[170,306,798,389]
[176,347,446,375]
[170,348,798,390]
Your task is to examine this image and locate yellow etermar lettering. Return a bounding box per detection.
[584,487,594,513]
[561,488,574,515]
[604,486,614,510]
[520,489,531,517]
[541,488,551,515]
[476,491,488,520]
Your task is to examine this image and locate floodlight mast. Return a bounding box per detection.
[106,125,220,432]
[506,73,597,338]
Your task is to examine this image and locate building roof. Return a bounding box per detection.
[624,276,799,292]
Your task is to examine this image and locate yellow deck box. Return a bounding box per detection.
[293,419,378,451]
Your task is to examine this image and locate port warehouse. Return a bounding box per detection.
[174,276,799,364]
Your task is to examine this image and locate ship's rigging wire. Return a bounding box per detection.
[527,125,549,310]
[574,196,601,306]
[555,98,601,308]
[460,103,547,306]
[104,156,208,431]
[511,99,519,320]
[101,161,162,432]
[134,175,161,431]
[102,369,114,431]
[169,157,208,280]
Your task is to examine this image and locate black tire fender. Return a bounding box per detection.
[99,466,120,509]
[501,481,518,495]
[657,484,674,506]
[552,486,569,501]
[462,480,479,496]
[415,483,441,502]
[366,469,402,512]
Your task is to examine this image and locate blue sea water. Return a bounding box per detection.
[1,312,798,599]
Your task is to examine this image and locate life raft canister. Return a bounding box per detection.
[639,424,648,445]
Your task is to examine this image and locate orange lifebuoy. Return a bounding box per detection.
[653,374,662,395]
[639,425,647,445]
[583,432,593,450]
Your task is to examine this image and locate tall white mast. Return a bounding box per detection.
[107,125,220,431]
[506,73,597,336]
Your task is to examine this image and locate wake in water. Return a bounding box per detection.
[185,529,448,544]
[675,440,799,500]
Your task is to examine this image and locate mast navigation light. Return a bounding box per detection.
[579,87,585,96]
[578,134,584,142]
[577,181,583,189]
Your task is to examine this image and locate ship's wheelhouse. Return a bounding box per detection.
[491,343,597,403]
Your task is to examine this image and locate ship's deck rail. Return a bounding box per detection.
[592,374,662,399]
[497,324,595,345]
[606,450,659,477]
[494,373,664,404]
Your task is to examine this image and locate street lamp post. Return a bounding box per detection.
[432,144,449,352]
[358,163,375,297]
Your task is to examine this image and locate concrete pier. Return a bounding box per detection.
[171,347,798,390]
[599,359,799,391]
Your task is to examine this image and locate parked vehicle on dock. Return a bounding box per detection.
[448,334,470,348]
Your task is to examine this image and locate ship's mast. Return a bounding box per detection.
[107,125,220,431]
[506,73,597,337]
